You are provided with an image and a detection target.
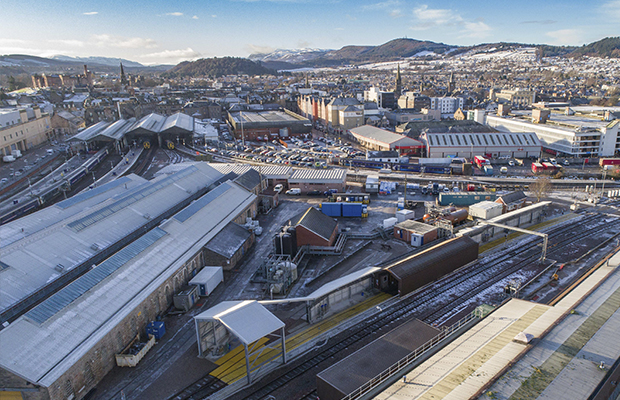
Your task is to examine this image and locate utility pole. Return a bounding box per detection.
[240,109,245,148]
[600,169,607,199]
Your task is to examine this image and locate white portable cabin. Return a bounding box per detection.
[189,266,224,297]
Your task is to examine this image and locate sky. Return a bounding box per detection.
[0,0,618,65]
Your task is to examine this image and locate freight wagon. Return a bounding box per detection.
[374,236,479,296]
[439,192,497,206]
[599,158,620,167]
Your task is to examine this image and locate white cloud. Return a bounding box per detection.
[212,14,217,18]
[390,9,402,18]
[602,0,620,18]
[0,45,77,57]
[361,0,400,11]
[91,34,158,49]
[0,38,29,45]
[245,44,276,54]
[83,11,98,15]
[166,12,183,16]
[546,29,585,45]
[141,48,201,63]
[413,4,461,25]
[460,21,492,39]
[192,15,199,19]
[334,27,345,31]
[48,39,85,47]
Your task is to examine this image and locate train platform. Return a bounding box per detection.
[373,251,620,400]
[208,292,391,386]
[96,147,143,186]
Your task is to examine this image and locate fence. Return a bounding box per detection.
[341,306,488,400]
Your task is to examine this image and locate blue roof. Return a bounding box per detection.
[174,182,231,223]
[25,227,167,325]
[67,166,198,232]
[56,177,132,210]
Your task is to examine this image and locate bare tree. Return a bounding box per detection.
[529,177,552,202]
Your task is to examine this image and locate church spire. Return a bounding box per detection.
[120,62,128,86]
[394,64,402,98]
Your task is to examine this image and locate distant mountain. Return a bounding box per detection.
[249,48,330,64]
[0,54,170,77]
[248,37,617,70]
[569,37,620,58]
[161,57,276,78]
[51,55,145,68]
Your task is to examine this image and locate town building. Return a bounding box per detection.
[287,207,338,247]
[287,168,347,194]
[429,96,465,116]
[420,131,542,159]
[227,109,311,141]
[397,93,431,111]
[202,222,255,270]
[486,111,620,157]
[364,87,395,110]
[349,125,424,156]
[0,106,52,156]
[384,108,439,126]
[490,88,536,107]
[50,110,85,136]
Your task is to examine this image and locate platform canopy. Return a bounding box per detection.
[196,300,284,345]
[195,300,287,384]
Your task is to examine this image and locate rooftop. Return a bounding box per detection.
[0,180,256,387]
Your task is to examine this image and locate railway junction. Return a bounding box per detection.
[2,141,620,400]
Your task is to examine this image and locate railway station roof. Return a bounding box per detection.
[195,300,285,345]
[0,164,224,317]
[0,179,257,387]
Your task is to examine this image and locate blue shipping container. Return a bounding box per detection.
[146,321,166,340]
[321,203,342,217]
[342,203,363,217]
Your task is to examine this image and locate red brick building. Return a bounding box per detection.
[289,207,338,247]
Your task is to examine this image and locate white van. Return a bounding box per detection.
[3,155,16,163]
[286,188,301,195]
[47,149,54,156]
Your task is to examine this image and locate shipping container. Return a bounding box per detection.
[439,192,497,206]
[469,201,503,219]
[395,209,415,223]
[146,321,166,340]
[321,202,342,217]
[189,266,224,296]
[342,203,368,218]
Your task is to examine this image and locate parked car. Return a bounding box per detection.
[286,188,301,195]
[307,190,322,196]
[274,184,283,192]
[508,160,515,167]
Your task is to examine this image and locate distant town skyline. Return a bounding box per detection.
[1,0,619,65]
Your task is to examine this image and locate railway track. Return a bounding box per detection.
[162,213,617,400]
[230,213,619,400]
